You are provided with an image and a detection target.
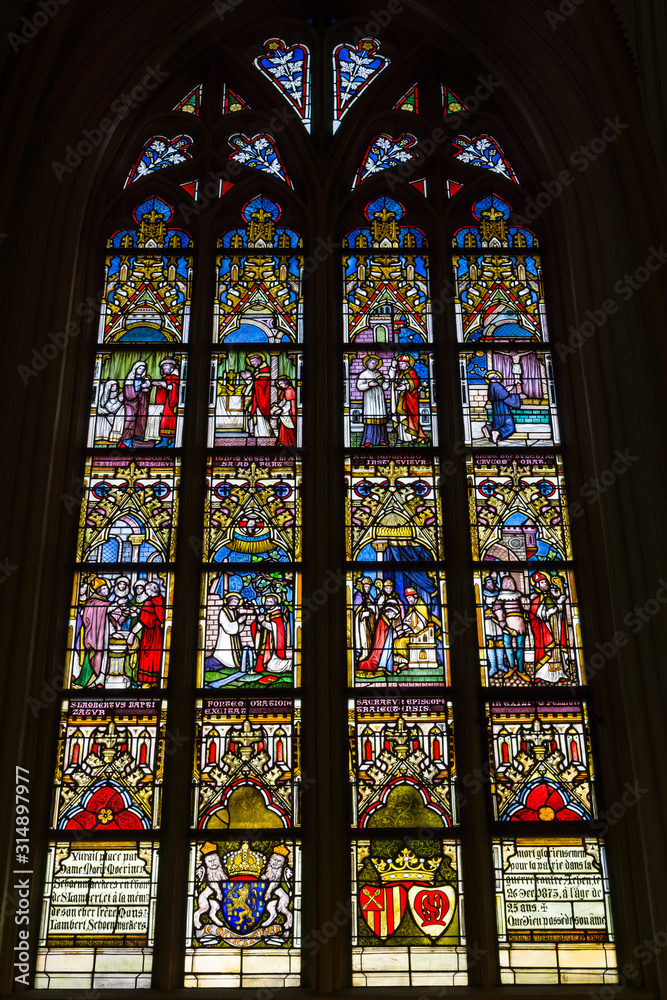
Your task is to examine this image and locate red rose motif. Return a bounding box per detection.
[509,782,583,822]
[65,785,144,830]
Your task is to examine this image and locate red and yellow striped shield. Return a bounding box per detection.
[359,884,408,939]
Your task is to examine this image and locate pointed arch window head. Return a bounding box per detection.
[108,196,193,250]
[452,194,545,344]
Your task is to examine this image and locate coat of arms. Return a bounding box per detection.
[193,841,293,947]
[359,848,456,941]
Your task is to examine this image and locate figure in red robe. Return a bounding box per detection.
[390,354,427,444]
[253,594,291,674]
[247,353,272,438]
[135,581,165,685]
[155,356,179,447]
[357,580,405,674]
[528,571,570,683]
[274,376,296,448]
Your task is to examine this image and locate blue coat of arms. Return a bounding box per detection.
[221,878,268,934]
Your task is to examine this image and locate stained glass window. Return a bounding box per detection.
[198,570,300,688]
[494,839,616,983]
[454,191,616,982]
[474,568,583,687]
[184,198,304,987]
[32,23,625,994]
[352,838,466,985]
[343,195,466,985]
[37,843,160,988]
[185,840,301,986]
[36,199,191,985]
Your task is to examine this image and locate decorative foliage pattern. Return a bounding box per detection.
[443,85,467,115]
[125,135,193,187]
[452,134,518,182]
[354,134,417,187]
[255,38,311,131]
[394,84,419,113]
[229,134,292,186]
[333,38,389,132]
[222,84,250,114]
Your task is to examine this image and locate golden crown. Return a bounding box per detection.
[372,849,441,884]
[223,841,265,879]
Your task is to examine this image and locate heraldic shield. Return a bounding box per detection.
[221,878,268,934]
[407,884,456,937]
[359,883,408,940]
[359,848,457,941]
